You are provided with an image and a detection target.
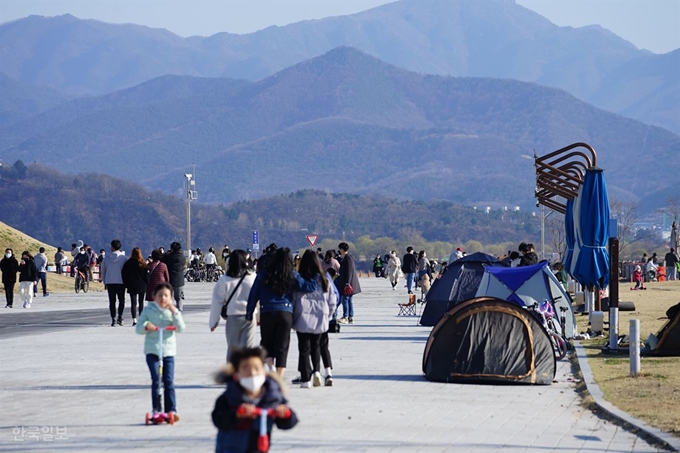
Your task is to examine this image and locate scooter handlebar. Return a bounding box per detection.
[236,406,292,419]
[149,326,177,331]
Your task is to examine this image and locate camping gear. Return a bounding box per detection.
[422,297,556,384]
[398,294,417,316]
[647,302,680,356]
[419,252,506,327]
[475,261,577,338]
[145,325,177,425]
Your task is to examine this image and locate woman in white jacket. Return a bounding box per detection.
[209,250,257,361]
[385,251,401,290]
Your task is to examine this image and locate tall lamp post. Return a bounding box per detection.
[184,173,197,257]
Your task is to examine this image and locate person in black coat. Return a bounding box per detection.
[161,242,186,310]
[17,251,37,308]
[335,242,361,324]
[401,246,419,294]
[1,248,19,308]
[122,247,148,326]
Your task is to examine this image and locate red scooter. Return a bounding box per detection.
[236,406,292,452]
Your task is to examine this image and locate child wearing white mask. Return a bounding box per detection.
[212,347,298,453]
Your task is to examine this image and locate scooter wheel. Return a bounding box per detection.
[145,412,150,426]
[168,412,175,425]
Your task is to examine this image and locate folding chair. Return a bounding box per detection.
[398,294,417,316]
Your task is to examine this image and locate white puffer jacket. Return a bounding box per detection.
[292,273,337,334]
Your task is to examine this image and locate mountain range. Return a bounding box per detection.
[0,0,677,134]
[1,46,678,210]
[0,164,540,254]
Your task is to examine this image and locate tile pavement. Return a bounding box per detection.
[0,278,668,452]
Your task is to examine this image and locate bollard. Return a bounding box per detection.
[609,307,619,350]
[630,319,640,376]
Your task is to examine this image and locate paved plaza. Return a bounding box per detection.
[0,278,667,452]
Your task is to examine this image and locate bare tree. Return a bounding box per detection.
[545,211,566,260]
[666,194,680,224]
[610,199,638,258]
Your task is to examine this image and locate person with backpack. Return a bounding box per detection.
[245,248,318,377]
[292,251,337,388]
[335,243,361,324]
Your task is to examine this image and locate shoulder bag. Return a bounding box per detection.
[221,273,247,320]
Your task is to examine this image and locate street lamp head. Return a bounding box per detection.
[184,174,192,179]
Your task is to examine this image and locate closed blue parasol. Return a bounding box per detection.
[563,198,576,273]
[572,168,610,289]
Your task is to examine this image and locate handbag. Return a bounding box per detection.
[328,318,340,333]
[220,273,247,320]
[343,283,354,296]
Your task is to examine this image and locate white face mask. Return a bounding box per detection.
[239,374,266,394]
[5,253,11,259]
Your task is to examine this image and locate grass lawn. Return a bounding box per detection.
[576,280,680,436]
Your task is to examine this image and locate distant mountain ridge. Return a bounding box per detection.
[1,47,678,211]
[0,0,677,133]
[0,164,540,253]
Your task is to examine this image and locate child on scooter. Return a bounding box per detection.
[212,347,298,453]
[136,283,185,422]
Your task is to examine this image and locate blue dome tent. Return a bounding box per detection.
[475,261,577,338]
[419,252,507,327]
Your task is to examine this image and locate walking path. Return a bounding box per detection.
[0,279,666,452]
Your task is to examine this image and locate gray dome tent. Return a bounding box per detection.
[423,297,556,385]
[419,252,507,327]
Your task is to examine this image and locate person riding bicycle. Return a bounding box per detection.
[73,247,90,280]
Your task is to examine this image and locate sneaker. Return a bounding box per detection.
[22,301,27,308]
[312,372,322,387]
[300,381,311,389]
[338,317,349,324]
[4,304,10,308]
[324,375,333,387]
[25,303,31,308]
[132,320,137,326]
[117,319,124,326]
[291,376,303,384]
[111,319,116,327]
[43,293,49,297]
[348,317,354,324]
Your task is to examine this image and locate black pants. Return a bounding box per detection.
[296,332,321,382]
[259,311,293,368]
[107,284,126,320]
[172,286,183,311]
[320,332,332,369]
[3,282,15,307]
[55,263,62,275]
[129,293,144,319]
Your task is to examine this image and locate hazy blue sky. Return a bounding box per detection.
[1,0,678,54]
